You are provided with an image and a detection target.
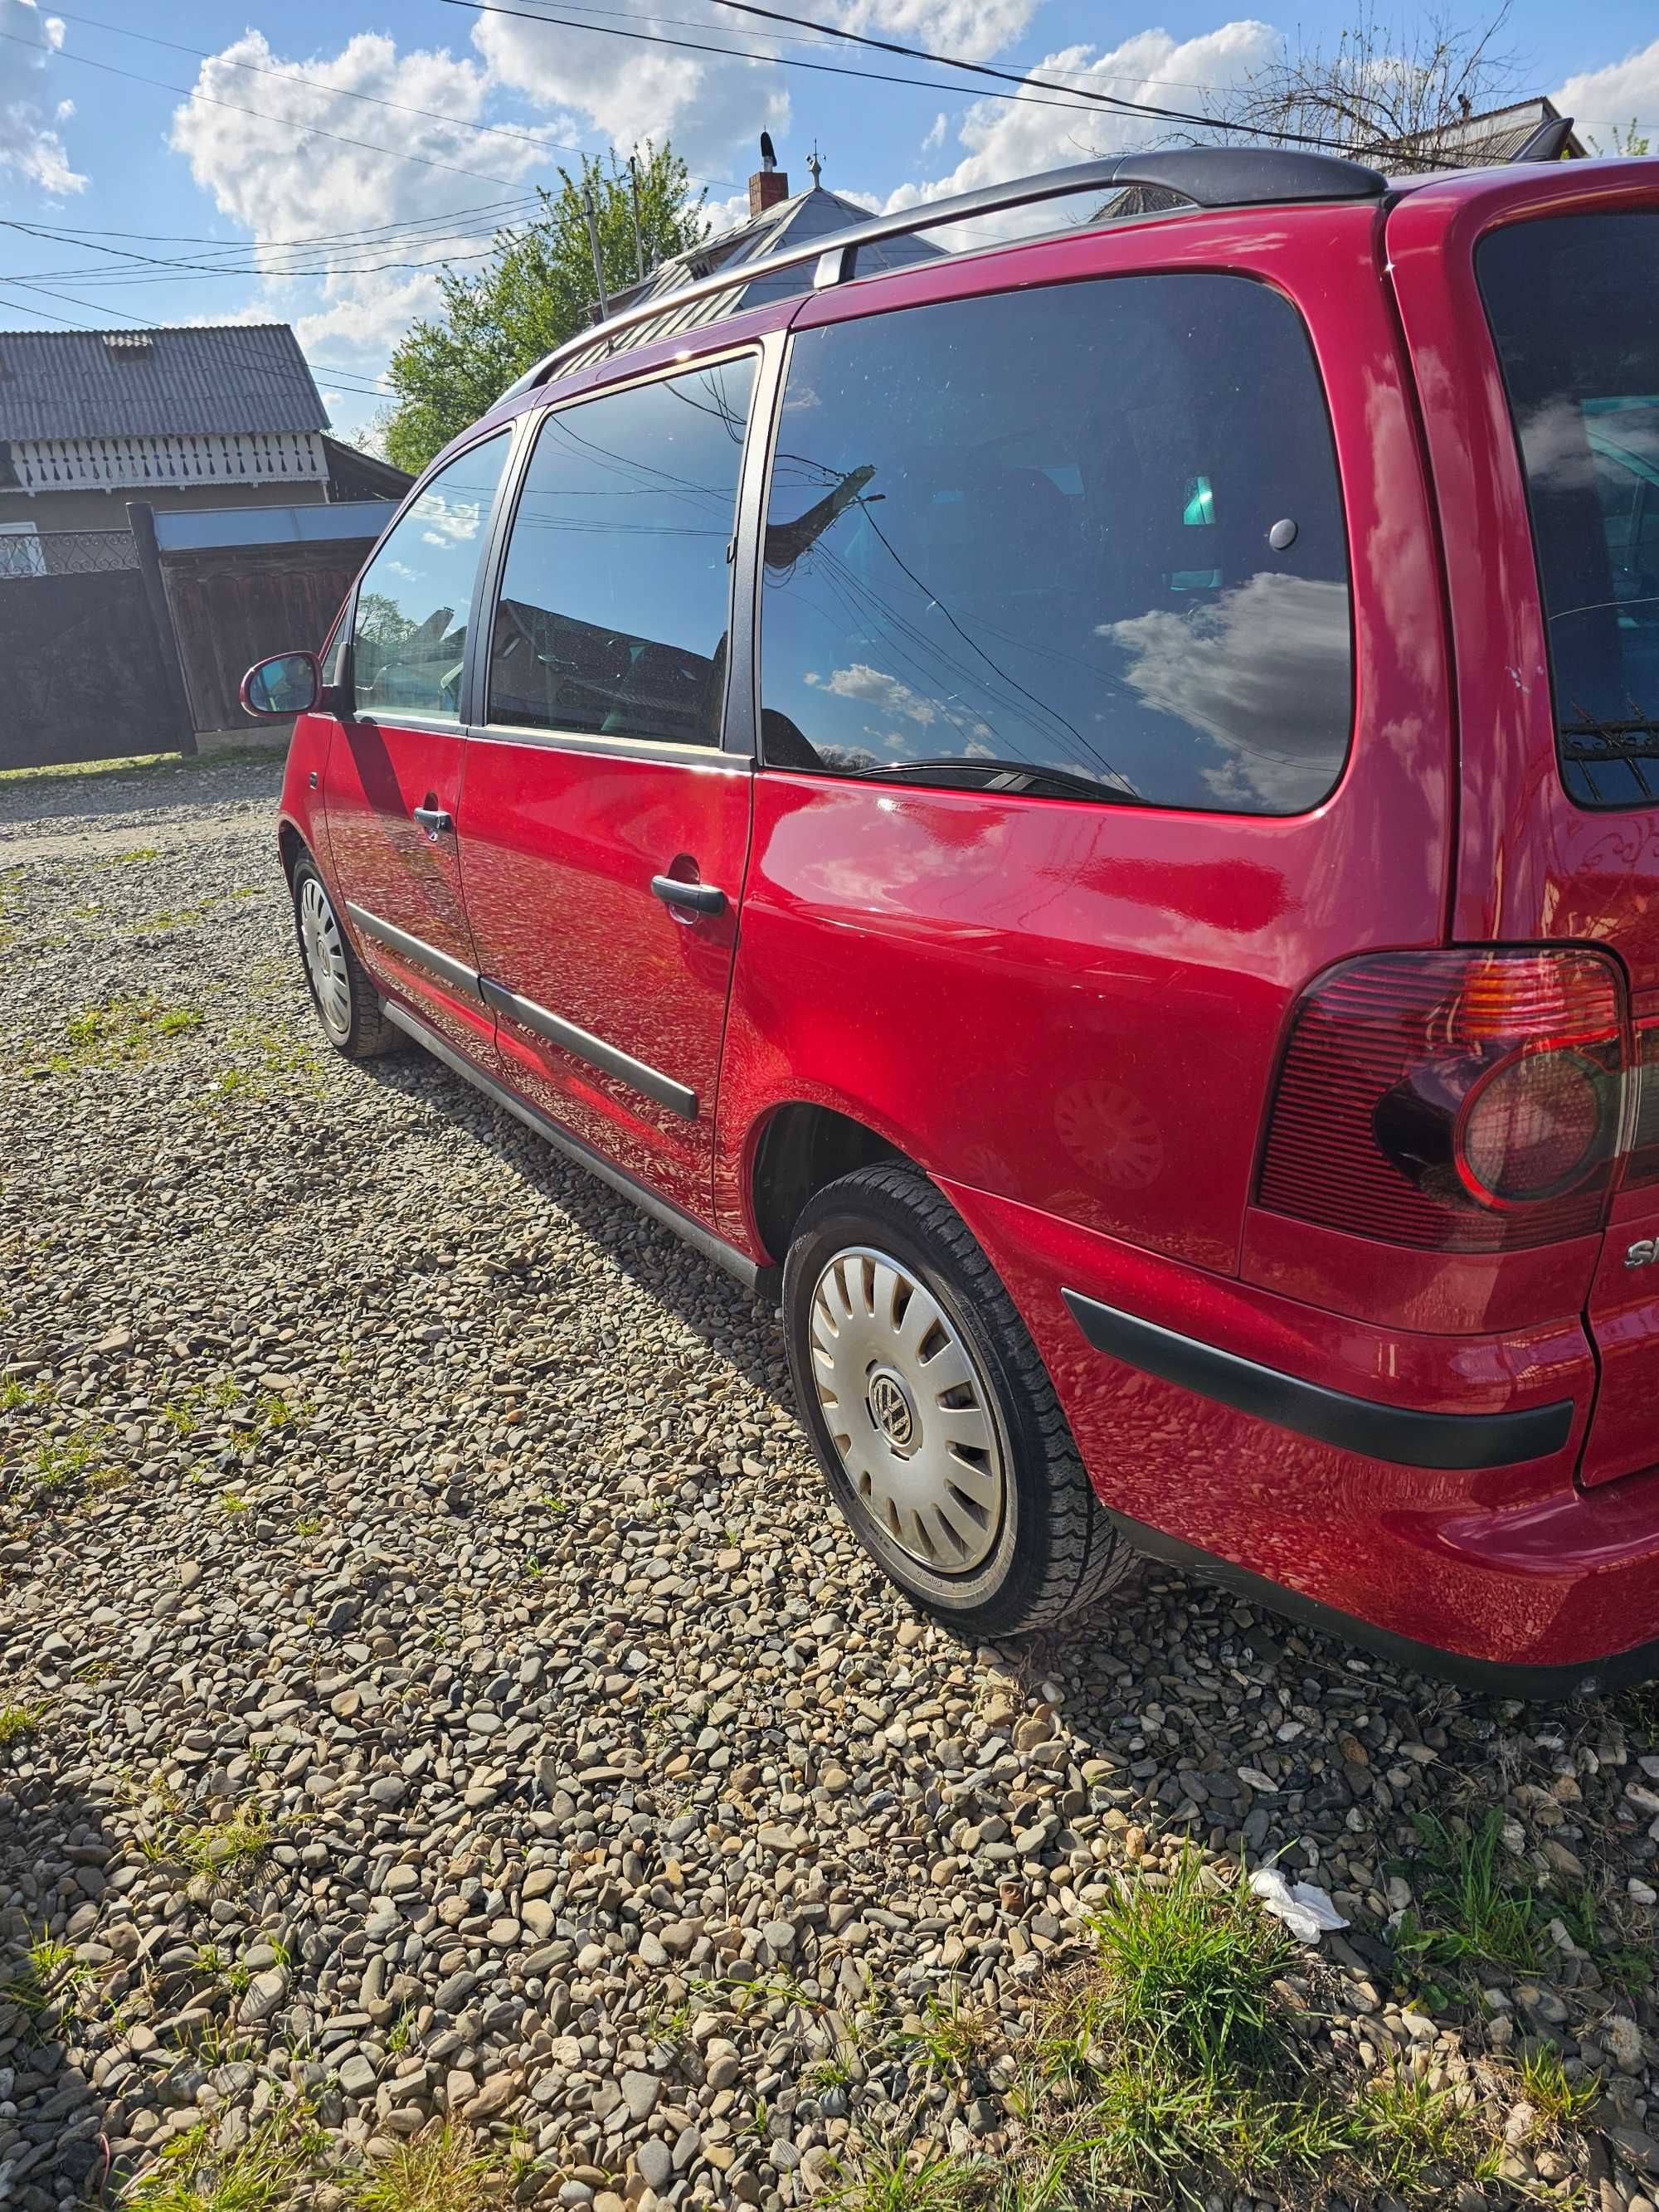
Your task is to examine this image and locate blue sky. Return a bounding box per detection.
[2,0,1657,440]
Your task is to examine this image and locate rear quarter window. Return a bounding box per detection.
[758,272,1353,814]
[1479,210,1659,807]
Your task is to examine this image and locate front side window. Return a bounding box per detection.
[759,275,1352,814]
[1479,211,1659,806]
[352,430,511,722]
[487,355,756,747]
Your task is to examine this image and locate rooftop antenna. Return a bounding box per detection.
[806,142,823,187]
[628,154,647,283]
[581,183,610,319]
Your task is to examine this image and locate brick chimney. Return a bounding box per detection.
[749,165,789,218]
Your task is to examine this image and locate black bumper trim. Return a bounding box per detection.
[1102,1505,1659,1699]
[479,976,697,1120]
[1062,1288,1574,1471]
[345,902,483,1002]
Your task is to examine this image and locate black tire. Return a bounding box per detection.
[782,1162,1131,1637]
[289,850,400,1060]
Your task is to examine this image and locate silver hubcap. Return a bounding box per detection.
[299,876,351,1040]
[810,1245,1005,1573]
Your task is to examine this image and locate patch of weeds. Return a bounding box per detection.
[218,1489,252,1514]
[1007,1851,1482,2206]
[0,1377,51,1413]
[141,1803,275,1884]
[1395,1811,1551,1974]
[205,1018,323,1104]
[832,2139,986,2212]
[903,1989,1000,2088]
[1518,2044,1601,2126]
[387,2007,416,2055]
[293,1513,324,1537]
[163,1390,202,1437]
[1602,1944,1654,1995]
[0,1701,47,1752]
[1352,2064,1492,2199]
[345,2120,497,2212]
[4,1426,125,1519]
[84,844,161,868]
[121,2110,324,2210]
[3,1929,86,2017]
[1087,1849,1288,2075]
[31,995,202,1077]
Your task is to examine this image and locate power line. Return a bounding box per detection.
[700,0,1307,139]
[0,285,392,400]
[432,0,1243,122]
[41,7,741,193]
[0,27,540,189]
[0,197,538,250]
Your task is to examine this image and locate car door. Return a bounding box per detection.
[459,348,766,1223]
[324,427,515,1059]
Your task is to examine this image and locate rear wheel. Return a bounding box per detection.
[290,851,398,1059]
[782,1163,1131,1636]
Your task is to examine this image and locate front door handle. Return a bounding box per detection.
[651,874,727,917]
[413,804,454,841]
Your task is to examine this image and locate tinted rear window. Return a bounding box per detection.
[758,274,1353,814]
[1480,211,1659,806]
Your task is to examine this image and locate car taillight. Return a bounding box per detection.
[1258,949,1627,1251]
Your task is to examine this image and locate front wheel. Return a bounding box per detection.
[289,851,398,1059]
[782,1163,1131,1637]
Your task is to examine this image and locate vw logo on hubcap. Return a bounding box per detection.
[867,1369,917,1451]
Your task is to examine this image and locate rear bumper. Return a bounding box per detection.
[942,1179,1659,1694]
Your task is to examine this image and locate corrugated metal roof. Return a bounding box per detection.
[0,323,329,441]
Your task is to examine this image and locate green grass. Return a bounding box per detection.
[2,1930,86,2017]
[345,2122,496,2212]
[1519,2044,1601,2127]
[121,2112,323,2211]
[1086,1850,1288,2075]
[833,2141,986,2212]
[0,1701,46,1751]
[1394,1811,1552,1973]
[139,1803,275,1884]
[1355,2066,1492,2198]
[904,1990,1002,2087]
[32,994,202,1076]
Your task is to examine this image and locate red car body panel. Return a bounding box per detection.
[274,155,1659,1687]
[459,740,753,1223]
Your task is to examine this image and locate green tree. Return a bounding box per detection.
[380,143,708,474]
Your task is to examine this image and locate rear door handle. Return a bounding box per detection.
[413,805,454,840]
[650,874,726,916]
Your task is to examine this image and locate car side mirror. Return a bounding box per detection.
[241,651,321,720]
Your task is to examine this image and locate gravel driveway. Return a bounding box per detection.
[3,751,1659,2211]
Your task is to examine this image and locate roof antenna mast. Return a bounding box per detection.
[581,183,610,321]
[628,154,648,283]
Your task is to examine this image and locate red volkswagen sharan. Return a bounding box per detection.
[250,143,1659,1693]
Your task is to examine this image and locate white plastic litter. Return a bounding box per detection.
[1248,1867,1350,1945]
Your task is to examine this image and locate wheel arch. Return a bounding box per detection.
[277,816,307,882]
[748,1101,912,1263]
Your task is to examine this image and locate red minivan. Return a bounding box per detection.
[252,144,1659,1693]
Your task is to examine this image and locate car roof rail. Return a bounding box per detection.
[1509,114,1579,163]
[495,146,1388,406]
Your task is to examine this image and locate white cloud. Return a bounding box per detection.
[1102,571,1351,810]
[168,32,551,357]
[834,0,1039,65]
[0,0,85,195]
[888,21,1278,234]
[1555,39,1659,151]
[470,9,787,182]
[920,112,948,157]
